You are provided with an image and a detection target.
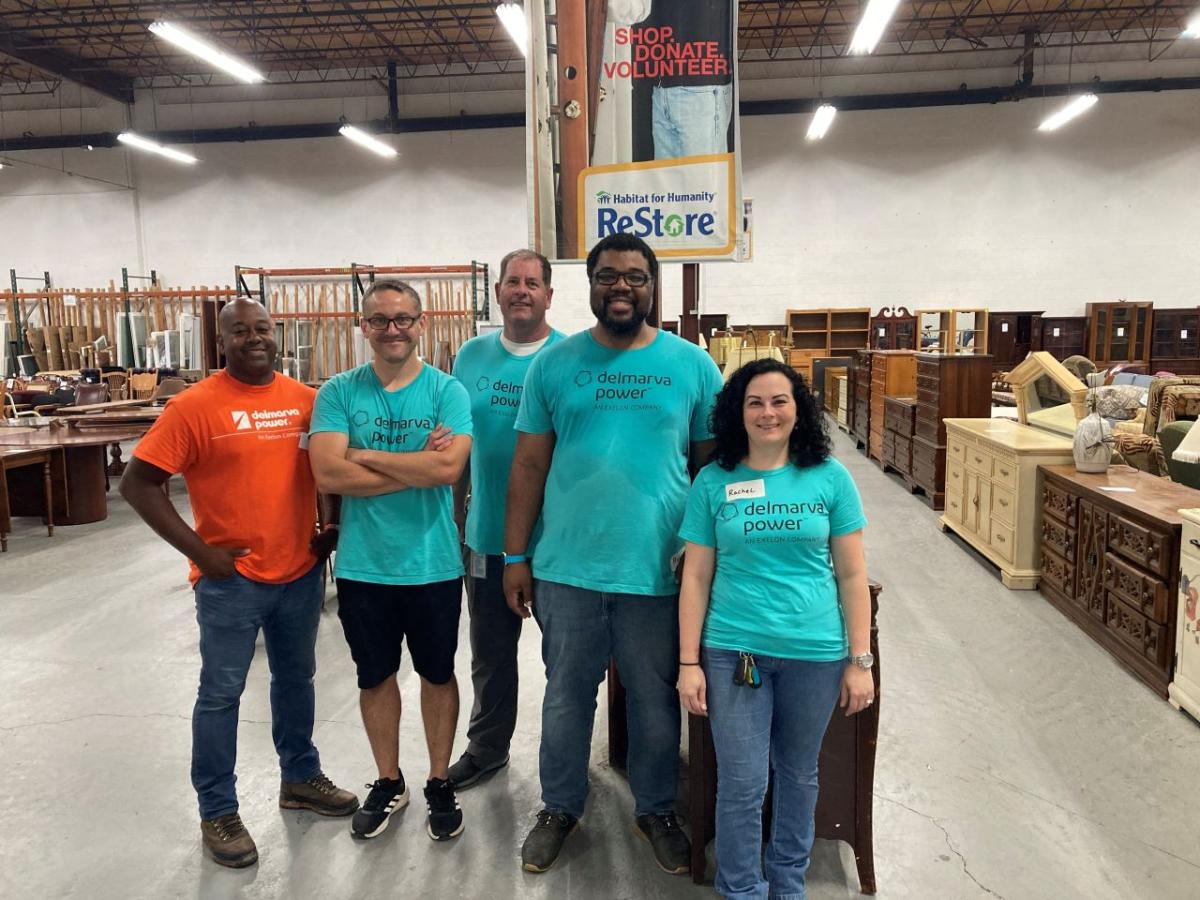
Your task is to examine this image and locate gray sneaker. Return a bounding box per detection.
[521,810,578,872]
[634,813,691,875]
[447,752,509,789]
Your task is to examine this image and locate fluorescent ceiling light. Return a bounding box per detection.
[149,21,266,83]
[338,124,398,159]
[497,3,528,56]
[849,0,902,54]
[1037,93,1099,132]
[1183,14,1200,37]
[116,132,199,164]
[807,104,838,140]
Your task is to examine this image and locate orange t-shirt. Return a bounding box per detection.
[133,370,319,586]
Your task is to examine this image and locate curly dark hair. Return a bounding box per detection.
[709,358,831,471]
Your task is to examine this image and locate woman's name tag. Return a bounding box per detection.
[725,479,766,502]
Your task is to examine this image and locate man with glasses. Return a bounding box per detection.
[309,280,473,843]
[504,233,723,874]
[447,249,564,790]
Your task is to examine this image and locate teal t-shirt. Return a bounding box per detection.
[679,458,867,660]
[452,329,564,556]
[310,363,473,585]
[517,329,724,596]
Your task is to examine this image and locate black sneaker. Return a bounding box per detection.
[634,813,691,875]
[350,775,409,839]
[447,752,509,789]
[521,810,577,873]
[423,777,464,841]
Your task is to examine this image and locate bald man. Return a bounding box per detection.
[121,298,358,869]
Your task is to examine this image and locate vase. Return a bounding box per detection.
[1073,410,1112,473]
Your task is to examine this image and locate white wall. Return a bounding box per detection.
[2,89,1199,338]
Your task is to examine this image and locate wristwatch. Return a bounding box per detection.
[849,653,874,670]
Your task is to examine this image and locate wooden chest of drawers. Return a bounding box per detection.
[852,350,872,448]
[939,418,1074,589]
[882,396,916,476]
[1038,465,1200,698]
[867,351,917,463]
[911,353,994,508]
[833,375,850,431]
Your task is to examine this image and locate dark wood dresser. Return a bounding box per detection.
[852,349,872,450]
[910,353,993,509]
[1038,464,1200,697]
[882,396,917,479]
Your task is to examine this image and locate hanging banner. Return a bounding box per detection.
[528,0,742,262]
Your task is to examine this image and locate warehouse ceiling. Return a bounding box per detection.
[0,1,1197,102]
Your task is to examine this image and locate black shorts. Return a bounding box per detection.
[335,578,463,689]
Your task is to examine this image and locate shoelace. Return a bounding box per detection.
[536,811,573,829]
[306,773,336,794]
[363,779,401,811]
[425,781,459,813]
[212,814,247,842]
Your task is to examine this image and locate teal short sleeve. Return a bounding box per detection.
[515,352,554,434]
[679,469,717,548]
[310,377,349,436]
[828,460,868,536]
[438,378,474,437]
[689,355,724,442]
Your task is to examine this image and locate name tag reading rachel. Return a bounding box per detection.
[725,479,766,501]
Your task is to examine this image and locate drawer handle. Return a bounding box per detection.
[997,533,1006,543]
[999,468,1010,477]
[1190,539,1200,550]
[999,498,1008,507]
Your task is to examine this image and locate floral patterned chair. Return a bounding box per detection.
[1112,378,1200,476]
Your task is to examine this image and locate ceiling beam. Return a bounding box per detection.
[0,25,134,104]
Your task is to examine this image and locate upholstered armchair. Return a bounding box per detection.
[1112,378,1200,476]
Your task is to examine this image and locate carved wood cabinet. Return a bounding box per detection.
[1038,464,1200,698]
[851,350,871,448]
[911,353,994,509]
[867,350,917,463]
[882,395,916,478]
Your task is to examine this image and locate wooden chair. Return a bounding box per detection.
[101,372,129,401]
[150,376,188,402]
[129,372,158,400]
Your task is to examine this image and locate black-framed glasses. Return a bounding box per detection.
[364,313,422,332]
[592,269,651,287]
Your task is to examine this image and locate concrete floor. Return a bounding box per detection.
[2,426,1199,900]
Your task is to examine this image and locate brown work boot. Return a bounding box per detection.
[279,772,360,816]
[200,813,258,868]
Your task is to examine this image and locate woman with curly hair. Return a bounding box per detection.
[677,357,873,899]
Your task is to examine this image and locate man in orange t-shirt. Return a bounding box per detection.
[120,299,358,868]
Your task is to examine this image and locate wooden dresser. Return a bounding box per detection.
[940,418,1074,588]
[911,354,994,509]
[1039,465,1200,698]
[867,351,917,463]
[852,350,872,449]
[882,396,916,478]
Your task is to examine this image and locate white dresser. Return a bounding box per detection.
[1171,510,1200,722]
[940,418,1075,589]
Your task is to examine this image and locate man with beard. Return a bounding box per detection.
[308,280,473,843]
[121,298,358,869]
[503,233,723,874]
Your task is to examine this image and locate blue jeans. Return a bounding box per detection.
[703,648,845,900]
[533,579,680,819]
[192,564,323,820]
[652,83,734,159]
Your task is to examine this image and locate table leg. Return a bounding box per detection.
[0,464,9,552]
[42,458,54,537]
[107,442,126,477]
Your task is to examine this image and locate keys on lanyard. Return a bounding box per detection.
[733,651,762,689]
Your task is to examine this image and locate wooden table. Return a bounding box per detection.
[0,427,145,525]
[608,581,883,892]
[0,447,67,551]
[51,399,157,415]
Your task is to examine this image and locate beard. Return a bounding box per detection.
[597,298,650,336]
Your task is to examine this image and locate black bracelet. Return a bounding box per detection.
[679,661,701,666]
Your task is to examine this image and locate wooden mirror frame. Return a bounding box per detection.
[1003,351,1088,425]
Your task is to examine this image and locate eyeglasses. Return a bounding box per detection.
[364,314,422,332]
[592,269,651,287]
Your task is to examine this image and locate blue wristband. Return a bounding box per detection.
[503,553,529,566]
